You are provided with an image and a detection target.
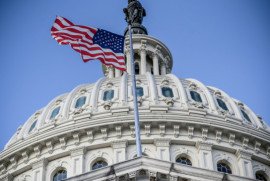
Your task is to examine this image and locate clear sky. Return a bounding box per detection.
[0,0,269,151]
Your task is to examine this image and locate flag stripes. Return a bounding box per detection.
[51,16,126,71]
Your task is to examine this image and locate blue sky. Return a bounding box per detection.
[0,0,269,151]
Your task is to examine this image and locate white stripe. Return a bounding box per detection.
[73,46,125,63]
[83,55,126,69]
[53,23,62,31]
[52,30,93,44]
[57,16,73,26]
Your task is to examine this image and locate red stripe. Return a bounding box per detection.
[60,16,74,26]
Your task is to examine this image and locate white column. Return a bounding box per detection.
[153,52,159,75]
[154,138,171,161]
[115,68,121,77]
[70,147,85,176]
[140,40,147,75]
[126,46,132,75]
[108,66,114,78]
[236,149,254,179]
[160,62,166,75]
[31,158,47,181]
[111,140,128,163]
[196,142,214,170]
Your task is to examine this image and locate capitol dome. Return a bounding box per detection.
[1,2,270,181]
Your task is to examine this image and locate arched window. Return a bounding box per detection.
[92,160,108,170]
[217,98,228,111]
[135,63,140,75]
[190,91,202,102]
[255,172,267,181]
[75,96,86,108]
[162,87,174,97]
[29,120,37,133]
[176,157,192,166]
[136,87,144,97]
[241,110,251,122]
[50,106,60,120]
[53,169,67,181]
[103,90,114,101]
[217,163,232,174]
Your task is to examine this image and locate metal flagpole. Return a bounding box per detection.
[128,24,142,157]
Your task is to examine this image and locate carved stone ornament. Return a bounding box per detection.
[161,78,170,85]
[80,88,87,94]
[137,97,144,107]
[130,125,135,138]
[214,90,222,97]
[188,126,194,139]
[106,81,114,88]
[72,107,85,115]
[229,133,235,146]
[163,97,174,106]
[191,101,205,109]
[189,83,197,90]
[55,99,62,105]
[103,100,113,110]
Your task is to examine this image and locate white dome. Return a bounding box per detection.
[1,34,270,181]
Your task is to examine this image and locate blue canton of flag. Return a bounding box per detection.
[93,29,125,54]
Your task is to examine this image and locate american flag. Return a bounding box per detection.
[51,16,126,71]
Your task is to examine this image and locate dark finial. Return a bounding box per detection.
[123,0,147,36]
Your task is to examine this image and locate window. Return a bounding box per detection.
[255,173,267,181]
[162,87,174,97]
[136,87,144,97]
[92,160,108,170]
[53,169,67,181]
[190,91,202,102]
[241,110,251,122]
[103,90,114,101]
[135,63,140,75]
[75,96,86,108]
[50,106,60,120]
[217,163,232,174]
[217,98,228,111]
[29,120,37,133]
[176,157,192,166]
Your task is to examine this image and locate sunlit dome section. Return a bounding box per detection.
[0,1,269,181]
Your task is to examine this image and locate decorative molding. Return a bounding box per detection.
[59,137,67,150]
[86,130,94,143]
[111,140,128,149]
[236,149,252,161]
[242,137,249,149]
[201,128,208,141]
[128,172,136,179]
[34,145,42,158]
[267,146,270,158]
[21,150,29,164]
[173,125,180,138]
[159,124,165,137]
[101,128,108,140]
[216,130,222,143]
[169,176,178,181]
[196,141,213,151]
[115,126,122,139]
[154,138,171,147]
[145,124,151,137]
[10,156,18,169]
[46,141,54,154]
[130,125,135,138]
[163,97,174,106]
[254,141,261,154]
[0,163,7,175]
[229,133,235,146]
[73,132,80,146]
[70,147,86,157]
[188,126,194,139]
[31,158,48,170]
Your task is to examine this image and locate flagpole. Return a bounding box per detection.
[128,24,142,157]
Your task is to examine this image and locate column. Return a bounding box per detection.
[126,45,132,75]
[153,51,159,75]
[154,138,171,161]
[108,66,114,78]
[196,141,214,170]
[236,149,254,179]
[140,40,147,75]
[31,158,48,181]
[160,62,166,75]
[70,147,86,176]
[115,68,121,77]
[111,140,128,163]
